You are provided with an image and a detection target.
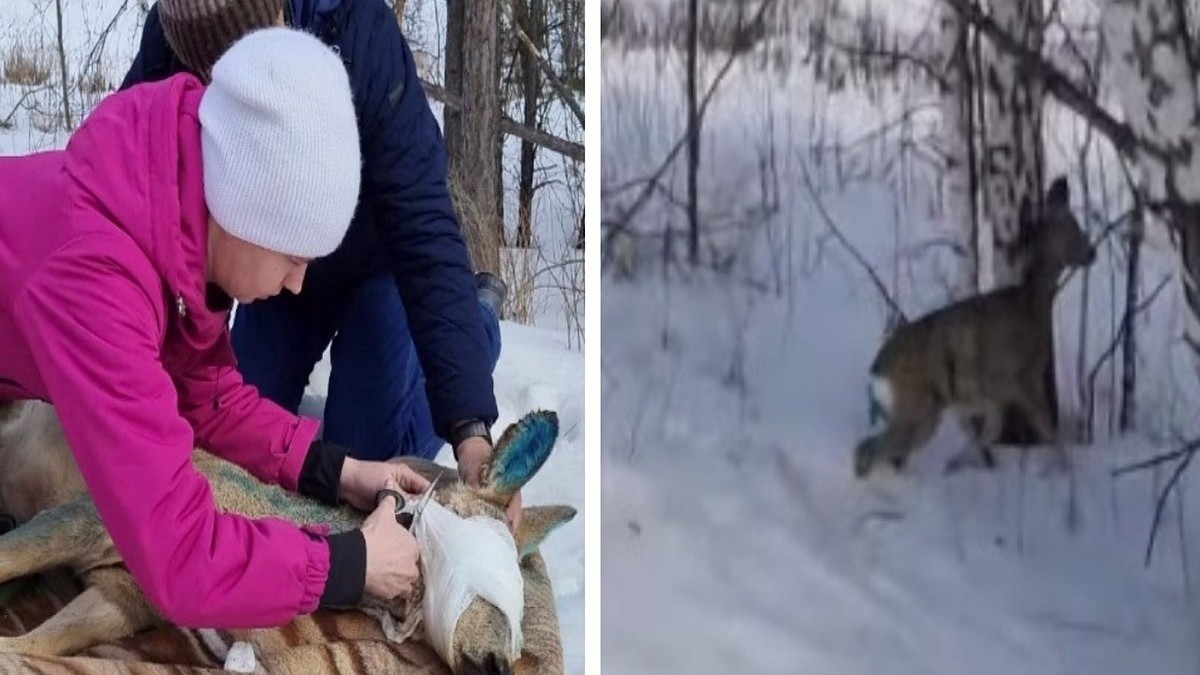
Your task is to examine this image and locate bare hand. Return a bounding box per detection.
[339,457,431,513]
[360,477,421,600]
[457,437,523,532]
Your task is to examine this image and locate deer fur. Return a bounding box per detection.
[0,401,574,675]
[854,176,1096,478]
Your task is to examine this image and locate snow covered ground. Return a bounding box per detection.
[602,4,1200,673]
[2,1,584,672]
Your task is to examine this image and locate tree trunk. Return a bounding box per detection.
[976,0,1049,445]
[1101,0,1200,406]
[443,0,502,274]
[495,22,506,250]
[686,0,700,266]
[979,0,1045,290]
[516,0,543,249]
[54,0,72,130]
[561,0,582,93]
[444,0,463,164]
[1121,207,1143,432]
[938,2,977,298]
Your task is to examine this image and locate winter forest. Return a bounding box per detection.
[603,0,1200,671]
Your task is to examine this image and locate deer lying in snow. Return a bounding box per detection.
[854,176,1095,478]
[0,401,574,675]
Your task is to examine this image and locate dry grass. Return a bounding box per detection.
[502,246,538,325]
[79,70,111,95]
[3,42,52,87]
[448,172,504,275]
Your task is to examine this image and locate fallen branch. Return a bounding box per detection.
[1112,442,1195,477]
[1139,436,1200,566]
[1,84,54,129]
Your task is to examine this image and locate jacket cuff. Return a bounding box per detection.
[298,440,348,506]
[319,530,367,609]
[296,528,333,615]
[278,417,322,492]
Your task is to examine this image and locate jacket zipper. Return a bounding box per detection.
[177,291,223,412]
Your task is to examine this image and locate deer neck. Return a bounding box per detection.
[1019,257,1065,319]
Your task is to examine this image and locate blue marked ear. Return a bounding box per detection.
[485,410,559,498]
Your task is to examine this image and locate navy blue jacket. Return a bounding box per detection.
[120,0,498,437]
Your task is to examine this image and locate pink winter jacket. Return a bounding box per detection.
[0,74,332,627]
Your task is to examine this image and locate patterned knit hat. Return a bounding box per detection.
[157,0,286,78]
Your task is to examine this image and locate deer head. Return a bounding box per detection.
[1017,175,1095,284]
[413,410,575,675]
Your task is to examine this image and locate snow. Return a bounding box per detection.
[603,4,1200,673]
[603,270,1200,675]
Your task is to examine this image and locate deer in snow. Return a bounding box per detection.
[853,175,1096,478]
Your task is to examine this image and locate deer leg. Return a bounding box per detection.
[855,425,907,478]
[0,567,158,657]
[0,499,101,584]
[1010,388,1069,475]
[869,414,938,476]
[948,404,1002,473]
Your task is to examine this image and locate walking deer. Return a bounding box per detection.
[0,401,574,675]
[853,176,1095,478]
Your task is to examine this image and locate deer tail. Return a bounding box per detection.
[867,375,893,431]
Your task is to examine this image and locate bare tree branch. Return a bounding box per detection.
[799,159,907,323]
[422,79,584,162]
[1084,273,1171,430]
[941,0,1142,156]
[1141,436,1200,566]
[1,84,54,129]
[604,0,779,233]
[504,0,584,126]
[824,37,949,89]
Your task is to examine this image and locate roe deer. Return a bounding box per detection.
[853,175,1095,478]
[0,401,574,675]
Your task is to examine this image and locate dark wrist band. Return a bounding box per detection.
[450,419,492,460]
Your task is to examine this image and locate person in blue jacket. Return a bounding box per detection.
[121,0,521,524]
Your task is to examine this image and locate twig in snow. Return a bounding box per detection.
[798,159,907,323]
[1111,437,1200,477]
[1113,436,1200,566]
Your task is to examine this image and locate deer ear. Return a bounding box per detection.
[1047,175,1069,207]
[483,410,559,500]
[515,505,576,559]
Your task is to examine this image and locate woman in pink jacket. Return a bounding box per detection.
[0,27,428,628]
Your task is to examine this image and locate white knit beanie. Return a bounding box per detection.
[199,27,360,259]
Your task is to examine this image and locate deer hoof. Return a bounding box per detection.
[1038,450,1071,477]
[944,451,984,474]
[982,447,997,469]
